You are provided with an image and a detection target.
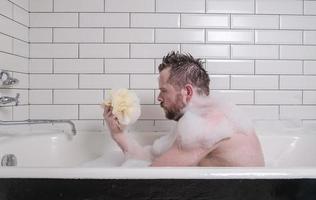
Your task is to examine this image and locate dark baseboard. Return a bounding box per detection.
[0,179,315,200]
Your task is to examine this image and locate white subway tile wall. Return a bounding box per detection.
[54,0,104,12]
[304,1,316,15]
[10,0,28,10]
[304,91,316,105]
[13,5,29,26]
[0,0,13,18]
[54,28,103,43]
[79,44,129,58]
[231,75,279,89]
[207,30,254,44]
[105,59,155,73]
[79,13,129,27]
[255,60,303,74]
[54,90,103,104]
[231,45,279,59]
[304,31,316,45]
[131,13,180,28]
[29,0,53,12]
[280,46,316,60]
[13,39,29,57]
[255,91,302,105]
[29,59,53,73]
[155,29,205,43]
[207,0,254,14]
[181,14,229,28]
[182,44,230,58]
[0,0,28,120]
[54,59,103,74]
[30,74,79,89]
[212,90,254,104]
[1,0,316,130]
[206,60,254,74]
[0,14,28,41]
[104,28,154,43]
[156,0,205,13]
[30,28,52,43]
[231,15,279,29]
[30,44,78,58]
[30,105,78,119]
[255,30,302,44]
[280,16,316,30]
[256,0,303,15]
[305,61,316,75]
[207,75,229,89]
[105,0,155,12]
[0,33,12,52]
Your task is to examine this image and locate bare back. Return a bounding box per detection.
[198,131,265,167]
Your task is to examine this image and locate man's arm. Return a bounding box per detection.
[103,106,151,160]
[103,106,128,151]
[150,142,213,167]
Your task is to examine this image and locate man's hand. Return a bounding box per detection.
[103,105,126,135]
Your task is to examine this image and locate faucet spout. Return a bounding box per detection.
[26,120,77,135]
[0,119,77,136]
[49,120,77,135]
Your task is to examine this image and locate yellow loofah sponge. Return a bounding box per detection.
[101,88,141,125]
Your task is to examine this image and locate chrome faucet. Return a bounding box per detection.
[0,71,19,87]
[0,119,77,135]
[0,93,20,106]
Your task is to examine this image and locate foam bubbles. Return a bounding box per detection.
[176,94,253,150]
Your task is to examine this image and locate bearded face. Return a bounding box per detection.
[158,68,189,121]
[160,93,185,121]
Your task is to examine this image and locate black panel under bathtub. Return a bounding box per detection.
[0,179,315,200]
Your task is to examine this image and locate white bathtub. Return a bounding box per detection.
[0,129,316,179]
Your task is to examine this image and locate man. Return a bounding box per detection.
[104,51,264,167]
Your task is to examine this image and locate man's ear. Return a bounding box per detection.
[183,84,194,102]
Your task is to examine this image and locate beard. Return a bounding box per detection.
[160,93,185,121]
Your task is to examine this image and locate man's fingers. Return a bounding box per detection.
[103,106,114,118]
[103,106,125,133]
[103,108,119,125]
[104,105,111,113]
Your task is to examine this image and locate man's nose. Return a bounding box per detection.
[157,92,162,102]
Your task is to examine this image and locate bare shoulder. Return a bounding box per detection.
[199,131,265,167]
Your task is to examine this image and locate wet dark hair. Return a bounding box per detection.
[158,51,210,96]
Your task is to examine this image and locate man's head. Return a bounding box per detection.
[157,51,210,121]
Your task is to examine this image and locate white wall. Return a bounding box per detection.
[6,0,314,131]
[0,0,29,121]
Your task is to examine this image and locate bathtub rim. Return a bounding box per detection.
[1,167,316,179]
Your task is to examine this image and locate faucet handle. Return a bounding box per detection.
[15,93,20,106]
